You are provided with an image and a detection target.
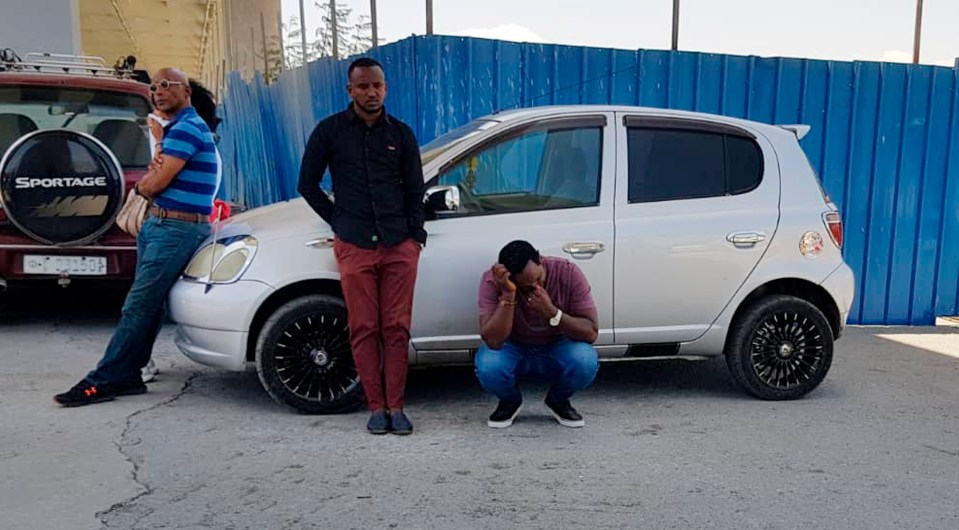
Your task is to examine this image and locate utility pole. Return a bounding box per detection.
[298,0,308,65]
[330,0,339,60]
[260,11,270,82]
[426,0,434,35]
[913,0,924,64]
[277,10,285,71]
[371,0,378,48]
[671,0,680,51]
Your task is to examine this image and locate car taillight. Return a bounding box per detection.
[823,211,843,249]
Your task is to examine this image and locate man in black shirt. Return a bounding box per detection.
[298,57,426,435]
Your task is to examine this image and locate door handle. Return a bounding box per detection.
[726,232,766,247]
[563,242,606,259]
[305,237,335,249]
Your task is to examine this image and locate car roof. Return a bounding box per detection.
[0,72,150,98]
[485,104,787,135]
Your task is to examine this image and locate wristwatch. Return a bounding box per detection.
[549,309,563,327]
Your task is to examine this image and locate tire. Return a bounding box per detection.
[724,295,834,400]
[255,294,364,414]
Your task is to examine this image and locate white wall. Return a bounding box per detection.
[1,0,80,56]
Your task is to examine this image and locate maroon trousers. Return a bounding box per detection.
[334,237,420,412]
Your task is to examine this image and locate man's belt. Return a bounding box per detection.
[149,205,208,223]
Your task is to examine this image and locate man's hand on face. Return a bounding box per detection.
[527,284,559,319]
[492,264,517,297]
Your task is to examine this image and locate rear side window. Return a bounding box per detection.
[627,127,763,203]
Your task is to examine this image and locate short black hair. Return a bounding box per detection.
[348,57,383,79]
[498,240,541,275]
[188,78,221,133]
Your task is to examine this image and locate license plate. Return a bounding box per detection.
[23,255,108,276]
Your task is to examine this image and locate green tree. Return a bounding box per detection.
[278,5,378,70]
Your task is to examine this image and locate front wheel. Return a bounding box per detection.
[725,295,834,400]
[255,294,364,414]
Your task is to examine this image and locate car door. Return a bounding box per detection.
[411,113,616,359]
[613,112,781,344]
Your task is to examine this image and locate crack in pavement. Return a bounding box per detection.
[96,372,202,528]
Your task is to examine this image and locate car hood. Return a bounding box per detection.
[214,198,330,242]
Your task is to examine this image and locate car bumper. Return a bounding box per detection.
[821,262,855,337]
[0,245,137,282]
[169,279,275,371]
[174,325,250,371]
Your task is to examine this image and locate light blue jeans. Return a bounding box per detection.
[474,339,599,403]
[86,216,209,387]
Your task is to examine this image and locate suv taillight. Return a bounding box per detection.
[823,211,843,249]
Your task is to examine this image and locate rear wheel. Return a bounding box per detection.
[255,295,363,414]
[725,295,834,400]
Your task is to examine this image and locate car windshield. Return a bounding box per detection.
[0,85,151,168]
[420,119,498,165]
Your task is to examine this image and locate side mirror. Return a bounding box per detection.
[424,185,460,216]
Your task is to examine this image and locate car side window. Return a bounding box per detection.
[626,127,762,203]
[437,124,602,216]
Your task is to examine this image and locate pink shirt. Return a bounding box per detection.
[478,256,596,345]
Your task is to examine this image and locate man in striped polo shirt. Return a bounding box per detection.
[55,68,216,407]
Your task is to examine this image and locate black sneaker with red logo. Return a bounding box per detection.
[53,379,147,407]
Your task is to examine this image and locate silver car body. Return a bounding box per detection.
[169,105,854,372]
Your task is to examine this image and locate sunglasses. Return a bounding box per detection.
[149,79,185,92]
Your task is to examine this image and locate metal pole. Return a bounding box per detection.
[249,26,255,77]
[913,0,924,64]
[260,11,270,82]
[277,10,285,71]
[224,0,236,71]
[298,0,308,65]
[671,0,680,51]
[330,0,339,60]
[370,0,378,48]
[426,0,434,35]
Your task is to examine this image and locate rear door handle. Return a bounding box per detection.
[563,242,606,260]
[726,232,766,247]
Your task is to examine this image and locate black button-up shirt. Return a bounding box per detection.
[297,105,427,249]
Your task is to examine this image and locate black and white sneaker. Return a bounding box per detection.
[545,400,585,428]
[141,359,160,383]
[487,400,522,428]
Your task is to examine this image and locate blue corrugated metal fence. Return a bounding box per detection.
[217,35,959,326]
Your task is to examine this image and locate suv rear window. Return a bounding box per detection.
[627,127,763,203]
[0,86,151,168]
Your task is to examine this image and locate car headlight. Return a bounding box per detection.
[183,235,258,284]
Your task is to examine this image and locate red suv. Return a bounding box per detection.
[0,52,152,291]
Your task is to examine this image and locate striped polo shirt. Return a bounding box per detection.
[155,106,218,214]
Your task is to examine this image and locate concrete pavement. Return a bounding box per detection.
[2,291,959,529]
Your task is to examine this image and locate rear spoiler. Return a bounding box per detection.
[779,124,811,140]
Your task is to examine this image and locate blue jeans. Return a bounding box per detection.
[474,339,599,403]
[86,216,209,387]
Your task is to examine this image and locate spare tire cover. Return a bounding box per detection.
[0,129,124,246]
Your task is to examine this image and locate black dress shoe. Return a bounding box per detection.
[367,411,391,434]
[390,411,413,435]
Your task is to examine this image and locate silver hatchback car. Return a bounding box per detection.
[168,105,855,413]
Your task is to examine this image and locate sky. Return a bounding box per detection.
[279,0,957,66]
